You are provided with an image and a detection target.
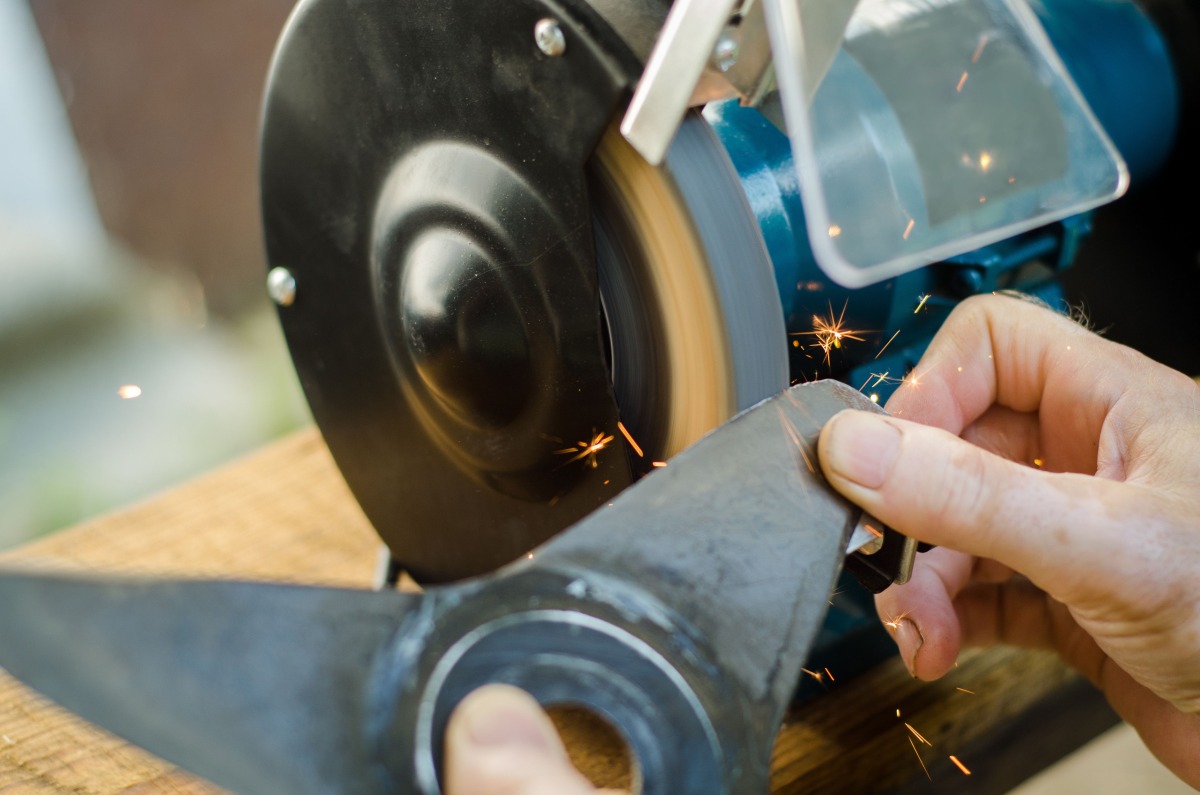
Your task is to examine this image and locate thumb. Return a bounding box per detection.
[818,410,1127,603]
[444,685,597,795]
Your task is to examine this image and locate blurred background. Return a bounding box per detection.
[0,0,308,550]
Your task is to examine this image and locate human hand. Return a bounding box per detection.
[445,684,626,795]
[817,293,1200,787]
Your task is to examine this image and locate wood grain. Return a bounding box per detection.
[0,428,1103,793]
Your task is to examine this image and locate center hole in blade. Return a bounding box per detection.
[546,704,642,793]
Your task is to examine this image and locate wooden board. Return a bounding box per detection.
[0,428,1115,793]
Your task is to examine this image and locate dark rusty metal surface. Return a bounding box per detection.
[0,381,884,795]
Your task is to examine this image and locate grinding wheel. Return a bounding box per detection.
[592,114,788,466]
[261,0,786,582]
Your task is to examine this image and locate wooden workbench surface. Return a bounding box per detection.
[0,429,1115,794]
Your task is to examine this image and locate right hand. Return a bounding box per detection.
[817,294,1200,787]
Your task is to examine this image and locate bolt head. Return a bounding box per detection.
[535,18,566,57]
[713,33,739,72]
[267,266,297,307]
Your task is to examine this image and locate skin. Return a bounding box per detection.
[446,293,1200,792]
[819,294,1200,787]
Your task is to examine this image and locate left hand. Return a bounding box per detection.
[444,684,623,795]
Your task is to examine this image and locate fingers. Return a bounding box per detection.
[883,295,1139,475]
[818,409,1129,605]
[876,547,972,679]
[444,685,597,795]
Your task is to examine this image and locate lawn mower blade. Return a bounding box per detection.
[0,575,420,795]
[0,380,884,795]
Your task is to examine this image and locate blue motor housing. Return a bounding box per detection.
[708,0,1179,405]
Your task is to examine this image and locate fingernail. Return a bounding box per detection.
[896,619,924,677]
[823,411,901,490]
[460,687,558,752]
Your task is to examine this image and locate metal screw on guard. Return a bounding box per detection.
[0,381,897,795]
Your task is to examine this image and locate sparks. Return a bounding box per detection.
[824,667,835,681]
[956,71,969,92]
[795,301,867,366]
[950,755,972,775]
[956,688,976,695]
[865,524,884,539]
[903,218,916,240]
[118,384,143,400]
[979,152,992,172]
[882,610,911,631]
[896,709,902,718]
[1033,457,1045,468]
[870,393,879,403]
[875,329,901,360]
[526,552,535,560]
[801,668,824,683]
[914,294,931,314]
[554,430,615,469]
[828,224,842,238]
[905,722,933,747]
[617,421,644,458]
[651,461,667,468]
[909,737,932,781]
[902,366,931,390]
[971,33,989,63]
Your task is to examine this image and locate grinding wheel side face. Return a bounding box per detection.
[263,0,786,581]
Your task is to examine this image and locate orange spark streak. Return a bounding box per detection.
[865,524,884,539]
[905,722,933,747]
[796,300,867,366]
[971,34,989,63]
[914,294,931,314]
[950,755,972,775]
[902,218,915,240]
[651,461,667,468]
[824,668,835,681]
[875,329,901,360]
[956,688,976,695]
[909,737,931,780]
[957,71,969,92]
[801,668,824,682]
[882,610,911,631]
[858,374,874,392]
[617,421,644,458]
[554,431,615,469]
